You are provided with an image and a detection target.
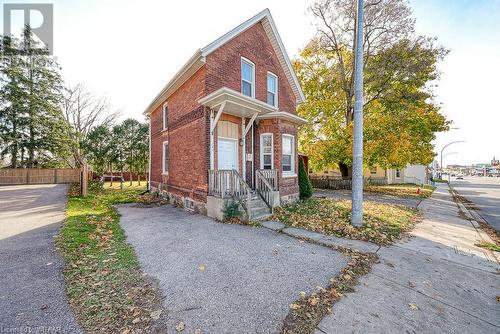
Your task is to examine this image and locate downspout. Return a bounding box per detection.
[148,115,151,191]
[251,122,254,188]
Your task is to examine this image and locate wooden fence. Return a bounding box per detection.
[0,168,81,185]
[310,176,388,190]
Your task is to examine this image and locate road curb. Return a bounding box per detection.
[448,184,499,263]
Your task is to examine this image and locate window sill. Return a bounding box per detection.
[162,172,169,176]
[282,173,297,178]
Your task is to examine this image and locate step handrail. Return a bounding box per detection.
[255,169,276,210]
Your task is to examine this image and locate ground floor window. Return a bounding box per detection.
[282,134,295,175]
[396,169,401,178]
[162,141,169,174]
[260,133,273,169]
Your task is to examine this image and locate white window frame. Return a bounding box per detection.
[241,57,255,98]
[162,141,169,175]
[395,169,401,178]
[259,133,274,170]
[267,71,278,107]
[162,102,168,130]
[282,134,295,176]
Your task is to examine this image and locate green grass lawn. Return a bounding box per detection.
[365,184,435,198]
[274,197,420,245]
[58,184,164,333]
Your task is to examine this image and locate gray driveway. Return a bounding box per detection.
[0,184,82,333]
[117,204,349,334]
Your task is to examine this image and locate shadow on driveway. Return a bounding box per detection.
[0,184,82,333]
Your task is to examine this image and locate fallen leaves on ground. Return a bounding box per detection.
[408,303,419,310]
[365,184,434,198]
[274,198,420,245]
[59,185,166,333]
[176,321,185,332]
[282,248,378,334]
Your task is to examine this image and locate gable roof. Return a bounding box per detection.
[144,8,305,115]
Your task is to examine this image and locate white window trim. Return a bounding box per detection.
[241,57,255,98]
[259,133,274,170]
[267,71,278,107]
[162,141,169,175]
[282,134,296,177]
[162,102,168,130]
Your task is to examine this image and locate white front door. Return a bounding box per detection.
[218,138,238,170]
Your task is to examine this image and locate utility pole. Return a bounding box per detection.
[351,0,364,227]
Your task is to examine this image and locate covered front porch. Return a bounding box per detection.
[198,87,305,220]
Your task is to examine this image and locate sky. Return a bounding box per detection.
[1,0,499,166]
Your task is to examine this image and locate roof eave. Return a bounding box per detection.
[143,50,205,116]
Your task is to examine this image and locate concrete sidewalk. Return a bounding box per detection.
[316,183,500,334]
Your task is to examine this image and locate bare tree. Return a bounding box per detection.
[310,0,415,123]
[62,84,119,168]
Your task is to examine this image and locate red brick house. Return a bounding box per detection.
[145,9,306,220]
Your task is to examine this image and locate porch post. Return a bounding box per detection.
[210,109,215,170]
[209,101,226,170]
[242,117,246,178]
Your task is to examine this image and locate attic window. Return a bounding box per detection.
[241,57,255,98]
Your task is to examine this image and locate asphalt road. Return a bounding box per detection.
[451,176,500,231]
[0,184,82,333]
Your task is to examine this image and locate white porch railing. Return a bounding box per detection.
[257,169,278,190]
[208,169,252,211]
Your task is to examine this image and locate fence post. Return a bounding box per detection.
[54,169,58,184]
[81,163,88,197]
[26,169,30,184]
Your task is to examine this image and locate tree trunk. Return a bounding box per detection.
[137,173,140,185]
[339,162,352,179]
[110,163,113,186]
[120,170,123,190]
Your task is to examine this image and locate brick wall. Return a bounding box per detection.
[254,119,299,198]
[205,22,297,114]
[150,20,301,205]
[150,67,209,202]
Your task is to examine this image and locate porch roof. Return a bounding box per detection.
[198,87,277,118]
[257,111,307,125]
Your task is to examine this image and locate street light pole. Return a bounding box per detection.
[440,141,466,177]
[351,0,364,227]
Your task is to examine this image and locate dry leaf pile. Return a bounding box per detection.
[274,198,420,245]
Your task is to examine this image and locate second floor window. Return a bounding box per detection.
[241,57,255,98]
[267,72,277,106]
[163,103,168,129]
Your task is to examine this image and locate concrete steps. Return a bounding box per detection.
[248,192,271,220]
